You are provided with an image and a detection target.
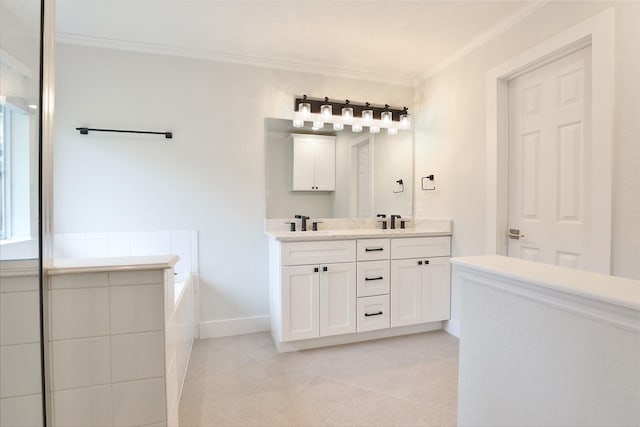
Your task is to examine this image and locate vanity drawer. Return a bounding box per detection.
[357,238,390,261]
[357,295,390,332]
[390,236,451,259]
[280,240,356,266]
[357,261,390,297]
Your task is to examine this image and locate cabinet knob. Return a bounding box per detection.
[314,267,319,273]
[425,260,430,265]
[322,266,328,272]
[418,260,423,265]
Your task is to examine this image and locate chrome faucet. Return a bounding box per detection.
[295,214,310,232]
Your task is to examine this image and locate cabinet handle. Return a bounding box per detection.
[425,260,430,265]
[314,267,319,273]
[418,260,423,265]
[365,247,384,252]
[322,266,328,272]
[364,311,383,317]
[364,276,383,281]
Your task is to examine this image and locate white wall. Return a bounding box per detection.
[413,2,640,334]
[53,43,413,331]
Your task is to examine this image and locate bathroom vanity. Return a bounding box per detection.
[266,218,452,352]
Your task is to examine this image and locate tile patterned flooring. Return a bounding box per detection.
[179,331,459,426]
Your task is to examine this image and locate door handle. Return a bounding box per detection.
[507,228,525,239]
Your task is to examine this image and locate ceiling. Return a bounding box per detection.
[50,1,543,86]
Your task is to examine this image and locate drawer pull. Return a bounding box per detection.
[365,247,384,252]
[364,311,384,317]
[364,276,383,281]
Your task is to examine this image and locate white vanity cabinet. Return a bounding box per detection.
[290,133,336,191]
[277,240,356,341]
[390,237,451,327]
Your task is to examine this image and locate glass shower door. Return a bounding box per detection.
[0,0,45,426]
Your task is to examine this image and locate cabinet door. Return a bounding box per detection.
[281,265,319,341]
[291,139,316,191]
[421,257,451,323]
[390,259,422,327]
[319,262,356,337]
[313,138,336,191]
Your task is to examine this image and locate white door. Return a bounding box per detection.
[281,265,319,341]
[319,262,356,337]
[356,140,373,217]
[390,259,422,327]
[508,46,595,270]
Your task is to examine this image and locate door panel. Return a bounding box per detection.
[508,46,592,269]
[281,266,319,341]
[319,262,356,337]
[390,259,421,327]
[421,258,451,323]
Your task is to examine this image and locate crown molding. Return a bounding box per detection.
[414,1,550,85]
[56,32,414,88]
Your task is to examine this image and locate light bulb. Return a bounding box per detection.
[369,126,380,134]
[362,103,373,125]
[293,119,304,128]
[387,127,398,135]
[341,100,354,124]
[298,95,311,119]
[333,122,344,131]
[399,107,410,129]
[320,97,332,121]
[312,121,324,130]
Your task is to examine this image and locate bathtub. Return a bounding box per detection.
[166,272,196,425]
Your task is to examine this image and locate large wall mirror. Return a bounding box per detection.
[0,0,45,425]
[265,117,413,219]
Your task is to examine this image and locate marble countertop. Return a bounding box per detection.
[451,255,640,311]
[265,217,452,242]
[47,255,179,275]
[266,228,452,242]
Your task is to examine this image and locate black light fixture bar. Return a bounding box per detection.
[76,127,173,139]
[294,96,406,121]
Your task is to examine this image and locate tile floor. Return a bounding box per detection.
[179,331,459,426]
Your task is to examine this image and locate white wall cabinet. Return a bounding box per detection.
[290,133,336,191]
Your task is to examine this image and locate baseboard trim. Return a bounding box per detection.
[274,322,443,353]
[443,319,460,338]
[199,315,270,339]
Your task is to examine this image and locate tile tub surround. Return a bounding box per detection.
[265,217,452,240]
[0,260,43,427]
[47,255,196,427]
[53,230,199,276]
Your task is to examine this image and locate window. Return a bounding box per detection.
[0,100,36,242]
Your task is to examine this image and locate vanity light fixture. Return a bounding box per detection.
[362,102,373,125]
[342,100,354,124]
[381,104,392,125]
[292,95,410,135]
[320,97,332,121]
[399,107,411,129]
[298,94,311,119]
